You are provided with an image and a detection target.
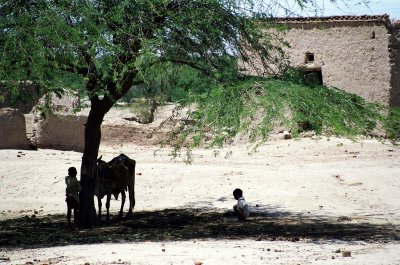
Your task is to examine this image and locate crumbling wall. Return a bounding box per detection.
[0,108,31,149]
[34,93,81,114]
[1,83,80,114]
[36,114,86,152]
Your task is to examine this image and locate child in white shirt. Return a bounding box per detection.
[233,188,250,220]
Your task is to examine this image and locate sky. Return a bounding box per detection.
[267,0,400,20]
[315,0,400,19]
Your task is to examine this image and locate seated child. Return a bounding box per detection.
[65,167,81,228]
[233,188,250,220]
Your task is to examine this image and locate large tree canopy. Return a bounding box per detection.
[0,0,360,227]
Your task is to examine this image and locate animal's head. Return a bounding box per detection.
[96,156,108,175]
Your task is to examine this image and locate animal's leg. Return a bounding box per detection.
[97,197,102,220]
[127,185,135,216]
[127,159,136,217]
[106,194,111,221]
[119,190,126,218]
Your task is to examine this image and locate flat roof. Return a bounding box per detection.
[269,15,390,23]
[258,15,400,29]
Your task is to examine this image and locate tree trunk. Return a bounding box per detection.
[78,72,136,227]
[79,102,108,227]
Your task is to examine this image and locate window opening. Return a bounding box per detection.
[306,53,315,63]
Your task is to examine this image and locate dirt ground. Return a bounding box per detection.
[1,106,400,264]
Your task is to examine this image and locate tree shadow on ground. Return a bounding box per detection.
[1,207,399,249]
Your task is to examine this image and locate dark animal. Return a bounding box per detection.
[95,154,136,221]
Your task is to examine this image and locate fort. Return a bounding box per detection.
[241,15,400,107]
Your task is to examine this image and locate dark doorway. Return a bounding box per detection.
[304,69,323,86]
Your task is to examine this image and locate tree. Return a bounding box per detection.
[0,0,359,227]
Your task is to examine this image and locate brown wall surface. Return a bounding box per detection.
[275,24,391,105]
[0,108,31,149]
[242,17,399,106]
[36,114,86,152]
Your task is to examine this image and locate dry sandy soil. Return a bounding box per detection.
[1,106,400,265]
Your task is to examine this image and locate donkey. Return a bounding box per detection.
[95,154,136,221]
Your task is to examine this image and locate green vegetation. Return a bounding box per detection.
[117,64,399,152]
[384,108,400,139]
[260,22,291,32]
[121,63,217,104]
[166,73,399,153]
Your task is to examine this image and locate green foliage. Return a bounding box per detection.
[169,76,399,151]
[0,82,37,107]
[121,63,218,104]
[0,0,83,111]
[0,0,284,110]
[0,0,369,109]
[261,23,291,32]
[383,107,400,140]
[122,55,239,104]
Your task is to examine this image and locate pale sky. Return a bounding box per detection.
[267,0,400,20]
[315,0,400,19]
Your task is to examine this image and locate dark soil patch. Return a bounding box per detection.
[1,208,399,249]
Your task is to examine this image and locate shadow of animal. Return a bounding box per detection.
[95,154,136,221]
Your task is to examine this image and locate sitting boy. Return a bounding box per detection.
[233,188,250,221]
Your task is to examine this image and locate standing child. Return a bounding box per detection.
[233,188,250,221]
[65,167,81,228]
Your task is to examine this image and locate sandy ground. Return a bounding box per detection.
[1,107,400,264]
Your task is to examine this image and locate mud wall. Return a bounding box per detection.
[35,93,80,113]
[36,114,86,152]
[0,108,31,149]
[0,84,80,114]
[242,19,397,106]
[389,25,400,107]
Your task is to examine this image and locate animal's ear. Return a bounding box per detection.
[97,155,103,162]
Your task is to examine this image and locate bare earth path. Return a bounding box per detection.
[1,136,400,264]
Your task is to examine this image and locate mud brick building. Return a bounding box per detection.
[241,15,400,106]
